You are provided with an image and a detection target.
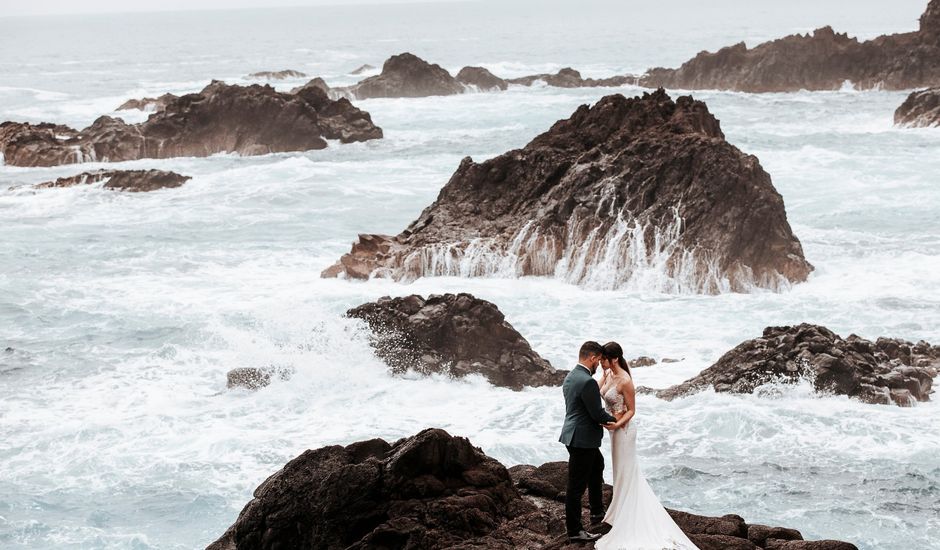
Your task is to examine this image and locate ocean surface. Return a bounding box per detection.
[1,1,939,548]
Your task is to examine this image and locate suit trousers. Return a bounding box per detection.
[565,445,605,535]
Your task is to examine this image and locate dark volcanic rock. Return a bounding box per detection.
[349,63,376,75]
[0,81,382,167]
[226,366,294,390]
[895,87,940,127]
[208,431,858,550]
[342,53,465,99]
[116,93,178,112]
[246,69,307,79]
[324,89,812,293]
[34,169,190,192]
[658,324,940,406]
[346,293,566,390]
[641,1,940,92]
[456,66,508,91]
[508,67,631,88]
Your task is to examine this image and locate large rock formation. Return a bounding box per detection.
[34,169,190,192]
[0,80,382,167]
[641,1,940,92]
[507,68,630,88]
[895,87,940,127]
[346,293,566,390]
[456,66,508,91]
[658,324,939,406]
[207,429,858,550]
[341,52,465,99]
[324,90,812,294]
[116,93,178,112]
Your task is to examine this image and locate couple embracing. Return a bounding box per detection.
[559,341,698,549]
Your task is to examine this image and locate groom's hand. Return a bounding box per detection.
[603,422,617,430]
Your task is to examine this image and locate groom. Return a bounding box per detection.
[559,341,617,542]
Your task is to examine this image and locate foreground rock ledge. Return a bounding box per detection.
[207,429,857,550]
[324,89,812,293]
[347,293,566,390]
[0,80,382,167]
[34,169,190,192]
[640,0,940,92]
[658,324,939,406]
[895,87,940,127]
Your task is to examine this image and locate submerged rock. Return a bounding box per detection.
[507,67,631,88]
[349,63,376,75]
[657,324,939,406]
[894,87,940,127]
[226,366,294,390]
[34,169,190,192]
[456,66,508,91]
[116,93,178,112]
[347,293,566,390]
[342,52,465,99]
[0,80,382,167]
[207,429,859,550]
[324,89,812,293]
[641,1,940,92]
[246,69,307,79]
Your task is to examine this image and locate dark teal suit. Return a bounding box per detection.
[558,364,616,448]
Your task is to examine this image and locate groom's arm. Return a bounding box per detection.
[580,380,616,424]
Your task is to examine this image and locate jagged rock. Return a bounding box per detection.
[628,356,657,368]
[0,81,381,167]
[207,430,858,550]
[246,69,307,79]
[324,89,812,293]
[456,66,508,91]
[641,1,940,92]
[349,63,376,75]
[507,68,631,88]
[226,366,294,390]
[657,324,939,406]
[290,77,331,95]
[341,52,465,99]
[895,87,940,127]
[34,169,190,192]
[346,293,566,390]
[116,93,178,112]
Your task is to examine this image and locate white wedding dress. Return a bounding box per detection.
[595,380,699,550]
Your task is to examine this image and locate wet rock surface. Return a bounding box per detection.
[116,93,178,112]
[456,66,508,91]
[1,80,381,167]
[207,429,858,550]
[895,87,940,127]
[325,89,811,293]
[246,69,307,79]
[226,366,294,390]
[658,324,939,406]
[346,293,566,390]
[34,169,190,192]
[641,1,940,92]
[507,67,631,88]
[341,52,465,99]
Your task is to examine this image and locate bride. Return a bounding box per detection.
[595,341,699,550]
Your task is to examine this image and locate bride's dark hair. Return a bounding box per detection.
[603,341,631,376]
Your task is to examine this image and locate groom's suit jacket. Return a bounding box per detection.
[558,364,617,448]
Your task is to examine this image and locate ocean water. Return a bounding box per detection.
[1,1,939,549]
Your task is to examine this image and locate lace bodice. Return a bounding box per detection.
[602,384,626,414]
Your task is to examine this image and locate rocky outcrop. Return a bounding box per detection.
[349,64,375,75]
[0,80,382,167]
[641,1,940,92]
[116,93,178,112]
[341,53,465,99]
[456,66,508,91]
[34,169,190,192]
[895,87,940,127]
[246,69,307,79]
[324,90,812,294]
[207,429,859,550]
[507,68,630,88]
[346,293,566,390]
[658,324,940,406]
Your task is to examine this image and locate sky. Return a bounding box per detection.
[0,0,463,17]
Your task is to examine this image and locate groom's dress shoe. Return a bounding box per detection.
[568,530,602,542]
[590,514,605,524]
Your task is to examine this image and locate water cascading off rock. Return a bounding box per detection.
[323,89,813,294]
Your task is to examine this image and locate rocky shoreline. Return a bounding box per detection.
[895,87,940,127]
[207,429,858,550]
